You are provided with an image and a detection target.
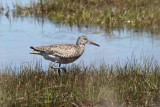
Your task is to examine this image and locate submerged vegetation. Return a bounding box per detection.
[0,57,160,106]
[14,0,160,29]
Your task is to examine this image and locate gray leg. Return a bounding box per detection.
[50,62,66,76]
[58,63,61,76]
[58,63,67,76]
[50,62,57,69]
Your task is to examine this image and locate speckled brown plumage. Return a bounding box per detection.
[31,44,84,59]
[30,44,85,64]
[30,36,100,75]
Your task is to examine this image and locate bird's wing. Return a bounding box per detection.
[30,44,80,58]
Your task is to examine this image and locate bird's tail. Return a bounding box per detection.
[30,51,40,54]
[30,46,35,50]
[30,46,40,54]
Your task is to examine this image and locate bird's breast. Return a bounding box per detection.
[58,55,82,64]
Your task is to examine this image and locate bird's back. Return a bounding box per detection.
[30,44,84,59]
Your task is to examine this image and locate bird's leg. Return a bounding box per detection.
[50,62,61,76]
[58,63,67,76]
[58,63,61,76]
[50,62,66,76]
[50,62,56,69]
[60,63,67,73]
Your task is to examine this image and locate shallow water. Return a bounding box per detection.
[0,0,160,68]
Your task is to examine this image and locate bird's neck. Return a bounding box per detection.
[76,43,85,48]
[76,44,85,55]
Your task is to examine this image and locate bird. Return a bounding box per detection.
[30,36,100,76]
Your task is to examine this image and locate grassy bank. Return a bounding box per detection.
[14,0,160,29]
[0,58,160,106]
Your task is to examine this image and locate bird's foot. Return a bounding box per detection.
[50,66,67,76]
[61,67,67,73]
[50,65,54,69]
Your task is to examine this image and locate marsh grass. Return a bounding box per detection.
[14,0,160,29]
[0,57,160,106]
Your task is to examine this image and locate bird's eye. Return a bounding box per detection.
[84,38,87,40]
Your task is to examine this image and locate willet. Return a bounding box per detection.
[30,36,100,76]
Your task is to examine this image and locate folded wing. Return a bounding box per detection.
[30,44,81,58]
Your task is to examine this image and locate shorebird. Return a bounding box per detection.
[30,36,100,76]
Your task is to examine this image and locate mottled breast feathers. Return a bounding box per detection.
[31,44,84,58]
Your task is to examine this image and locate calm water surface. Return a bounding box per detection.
[0,0,160,68]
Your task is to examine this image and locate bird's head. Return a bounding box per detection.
[76,36,100,47]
